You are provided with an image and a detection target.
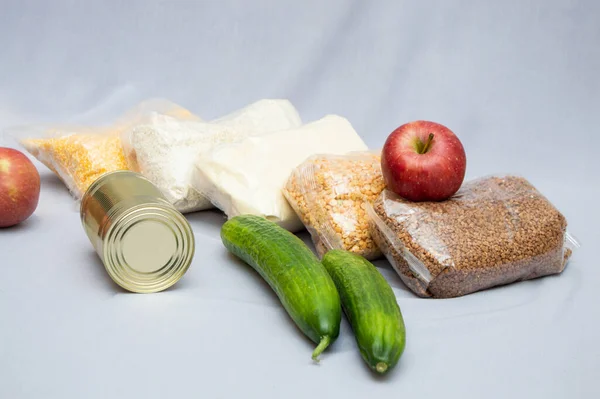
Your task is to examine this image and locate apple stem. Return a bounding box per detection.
[421,133,434,154]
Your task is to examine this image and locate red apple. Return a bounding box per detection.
[381,120,466,202]
[0,147,41,227]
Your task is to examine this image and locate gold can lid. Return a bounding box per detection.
[102,203,195,293]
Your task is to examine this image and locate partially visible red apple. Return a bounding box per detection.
[0,147,41,227]
[381,121,466,202]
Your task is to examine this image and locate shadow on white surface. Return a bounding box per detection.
[39,171,67,192]
[0,213,41,233]
[185,208,227,232]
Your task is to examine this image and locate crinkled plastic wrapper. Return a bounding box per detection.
[283,151,384,260]
[12,98,199,200]
[120,99,302,214]
[367,175,579,298]
[21,131,128,199]
[191,114,368,232]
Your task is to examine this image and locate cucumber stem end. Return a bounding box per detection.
[375,362,388,374]
[311,336,331,362]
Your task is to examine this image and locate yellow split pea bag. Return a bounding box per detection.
[17,99,200,200]
[283,151,385,260]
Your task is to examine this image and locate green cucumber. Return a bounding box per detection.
[220,214,342,361]
[322,249,406,374]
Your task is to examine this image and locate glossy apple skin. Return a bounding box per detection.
[381,120,466,202]
[0,147,41,227]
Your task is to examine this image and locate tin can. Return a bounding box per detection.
[80,170,195,293]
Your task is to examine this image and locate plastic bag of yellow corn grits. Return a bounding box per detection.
[11,99,201,201]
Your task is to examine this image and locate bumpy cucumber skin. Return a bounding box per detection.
[322,249,406,374]
[220,215,341,357]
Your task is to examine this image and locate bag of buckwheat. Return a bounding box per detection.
[367,175,579,298]
[283,151,384,260]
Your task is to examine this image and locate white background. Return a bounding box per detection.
[1,1,598,398]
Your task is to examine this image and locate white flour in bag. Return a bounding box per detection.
[122,99,302,213]
[210,99,302,131]
[192,115,369,232]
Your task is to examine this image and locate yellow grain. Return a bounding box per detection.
[22,133,128,196]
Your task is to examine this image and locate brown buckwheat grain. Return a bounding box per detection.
[367,175,574,298]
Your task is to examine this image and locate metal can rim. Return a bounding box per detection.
[102,202,195,293]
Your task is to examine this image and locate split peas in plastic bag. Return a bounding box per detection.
[16,99,200,200]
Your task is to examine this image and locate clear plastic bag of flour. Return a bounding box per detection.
[209,99,302,132]
[120,99,303,213]
[367,175,580,298]
[10,98,199,200]
[192,115,369,232]
[283,151,384,260]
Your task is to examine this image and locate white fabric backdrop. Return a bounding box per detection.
[1,1,598,398]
